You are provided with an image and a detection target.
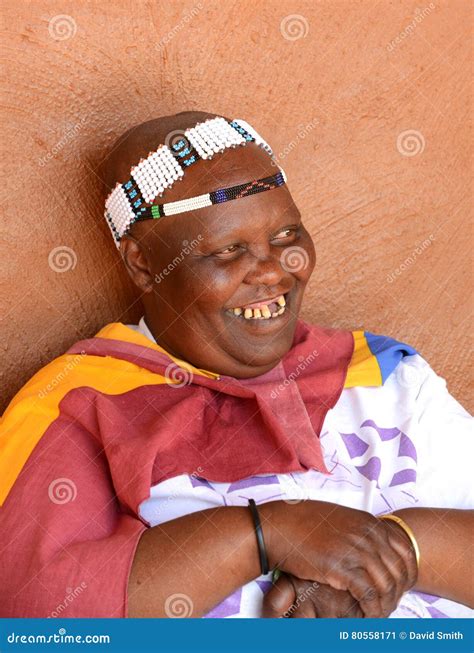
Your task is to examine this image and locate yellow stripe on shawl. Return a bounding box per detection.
[344,330,382,388]
[0,323,218,506]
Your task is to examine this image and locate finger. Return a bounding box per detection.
[358,520,411,614]
[362,527,406,616]
[337,594,364,618]
[289,598,318,618]
[344,567,385,618]
[384,521,418,590]
[372,519,416,590]
[311,584,363,619]
[376,519,413,590]
[342,598,364,618]
[372,551,401,617]
[378,545,409,613]
[324,536,398,616]
[338,547,394,617]
[351,542,401,617]
[261,574,296,618]
[283,576,315,618]
[291,577,321,618]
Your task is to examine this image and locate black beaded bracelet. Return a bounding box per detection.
[248,498,270,575]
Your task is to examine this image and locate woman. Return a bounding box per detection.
[0,111,472,619]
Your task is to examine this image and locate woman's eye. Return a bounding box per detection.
[213,245,241,258]
[272,227,298,241]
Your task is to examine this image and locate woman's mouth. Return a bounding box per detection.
[225,294,288,321]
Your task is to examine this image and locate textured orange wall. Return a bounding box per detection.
[1,0,472,413]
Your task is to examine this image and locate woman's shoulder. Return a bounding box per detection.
[346,327,420,387]
[298,319,422,388]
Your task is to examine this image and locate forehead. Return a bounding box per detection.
[154,184,300,249]
[131,143,298,248]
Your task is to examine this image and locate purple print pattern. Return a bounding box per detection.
[339,420,418,497]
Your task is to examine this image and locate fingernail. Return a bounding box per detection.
[272,568,281,583]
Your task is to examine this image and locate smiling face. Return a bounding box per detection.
[107,113,316,378]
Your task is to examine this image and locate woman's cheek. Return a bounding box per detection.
[297,239,316,283]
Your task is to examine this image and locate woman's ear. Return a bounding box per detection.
[120,235,154,293]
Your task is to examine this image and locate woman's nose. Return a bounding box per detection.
[243,251,286,287]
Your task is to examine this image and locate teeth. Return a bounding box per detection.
[231,294,287,320]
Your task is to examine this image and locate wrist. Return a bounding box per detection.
[258,500,289,570]
[381,511,421,570]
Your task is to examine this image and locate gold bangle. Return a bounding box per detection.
[380,514,420,568]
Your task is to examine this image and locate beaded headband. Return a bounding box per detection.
[104,117,287,248]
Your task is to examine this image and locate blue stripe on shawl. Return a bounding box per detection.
[364,332,418,384]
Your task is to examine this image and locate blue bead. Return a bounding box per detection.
[172,139,186,151]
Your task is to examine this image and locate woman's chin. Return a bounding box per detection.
[227,326,297,375]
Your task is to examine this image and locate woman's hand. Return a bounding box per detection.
[259,500,418,618]
[262,572,363,618]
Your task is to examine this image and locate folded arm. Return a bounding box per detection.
[392,507,473,607]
